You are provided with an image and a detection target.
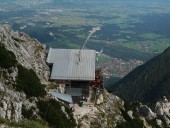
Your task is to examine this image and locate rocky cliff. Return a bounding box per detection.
[0,24,49,84]
[74,90,125,128]
[0,24,77,128]
[75,91,170,128]
[0,24,50,123]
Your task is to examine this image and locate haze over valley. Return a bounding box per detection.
[1,0,170,82]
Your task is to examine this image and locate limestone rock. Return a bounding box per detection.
[0,82,5,92]
[156,119,162,127]
[155,97,170,126]
[0,86,25,122]
[137,104,156,120]
[155,97,170,117]
[74,90,125,128]
[127,110,133,119]
[0,24,49,123]
[96,94,104,105]
[0,25,50,84]
[0,108,6,118]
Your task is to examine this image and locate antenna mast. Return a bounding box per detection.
[81,23,103,50]
[77,22,103,62]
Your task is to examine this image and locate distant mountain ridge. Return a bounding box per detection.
[112,47,170,104]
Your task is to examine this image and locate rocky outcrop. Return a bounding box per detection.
[0,24,49,123]
[133,97,170,127]
[74,90,125,128]
[0,24,50,84]
[127,110,133,119]
[155,96,170,126]
[0,82,24,122]
[137,103,156,120]
[75,91,170,128]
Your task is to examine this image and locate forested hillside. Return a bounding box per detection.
[112,47,170,103]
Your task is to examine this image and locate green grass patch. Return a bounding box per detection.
[148,41,170,53]
[139,33,162,40]
[118,42,141,51]
[120,30,135,34]
[96,56,109,63]
[116,38,128,43]
[0,118,48,128]
[67,42,80,49]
